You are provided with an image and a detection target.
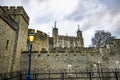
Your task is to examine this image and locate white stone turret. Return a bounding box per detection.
[52,21,59,48]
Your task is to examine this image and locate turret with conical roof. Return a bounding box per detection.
[53,21,58,30]
[76,24,84,47]
[77,24,82,37]
[52,21,58,48]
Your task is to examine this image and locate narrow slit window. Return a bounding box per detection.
[6,40,9,50]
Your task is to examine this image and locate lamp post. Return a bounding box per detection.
[27,31,34,80]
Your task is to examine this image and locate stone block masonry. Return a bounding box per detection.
[0,6,29,73]
[20,47,120,71]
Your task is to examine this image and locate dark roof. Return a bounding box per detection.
[53,27,58,30]
[77,29,81,33]
[77,25,81,33]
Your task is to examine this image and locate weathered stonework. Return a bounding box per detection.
[0,18,16,73]
[52,22,84,48]
[2,6,29,24]
[0,6,29,73]
[28,29,49,52]
[20,45,120,71]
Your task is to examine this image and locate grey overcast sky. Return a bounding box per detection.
[0,0,120,47]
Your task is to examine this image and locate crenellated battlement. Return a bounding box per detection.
[81,47,99,53]
[1,6,29,24]
[28,29,35,34]
[0,6,18,30]
[49,47,99,53]
[59,35,77,39]
[28,29,48,40]
[36,30,47,36]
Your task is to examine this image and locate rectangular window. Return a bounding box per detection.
[6,40,9,50]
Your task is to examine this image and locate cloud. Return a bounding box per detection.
[0,0,22,6]
[99,0,120,12]
[24,0,78,21]
[65,0,120,46]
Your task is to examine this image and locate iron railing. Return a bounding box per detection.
[0,68,120,80]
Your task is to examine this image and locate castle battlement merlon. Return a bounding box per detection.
[59,35,77,39]
[81,47,99,52]
[35,30,47,37]
[28,29,48,40]
[2,6,29,24]
[0,6,18,30]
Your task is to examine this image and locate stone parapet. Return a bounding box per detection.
[49,47,99,53]
[21,50,120,71]
[59,35,77,39]
[1,6,29,24]
[28,29,48,41]
[0,6,18,30]
[20,52,101,70]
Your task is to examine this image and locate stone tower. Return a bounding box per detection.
[2,6,29,72]
[77,25,84,47]
[52,21,58,48]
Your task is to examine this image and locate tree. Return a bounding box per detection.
[91,30,114,47]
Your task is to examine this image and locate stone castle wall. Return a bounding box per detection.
[53,34,84,48]
[25,26,120,71]
[0,6,29,72]
[13,14,29,71]
[20,46,120,71]
[9,6,29,71]
[0,17,16,73]
[20,52,101,71]
[28,29,49,52]
[0,6,18,73]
